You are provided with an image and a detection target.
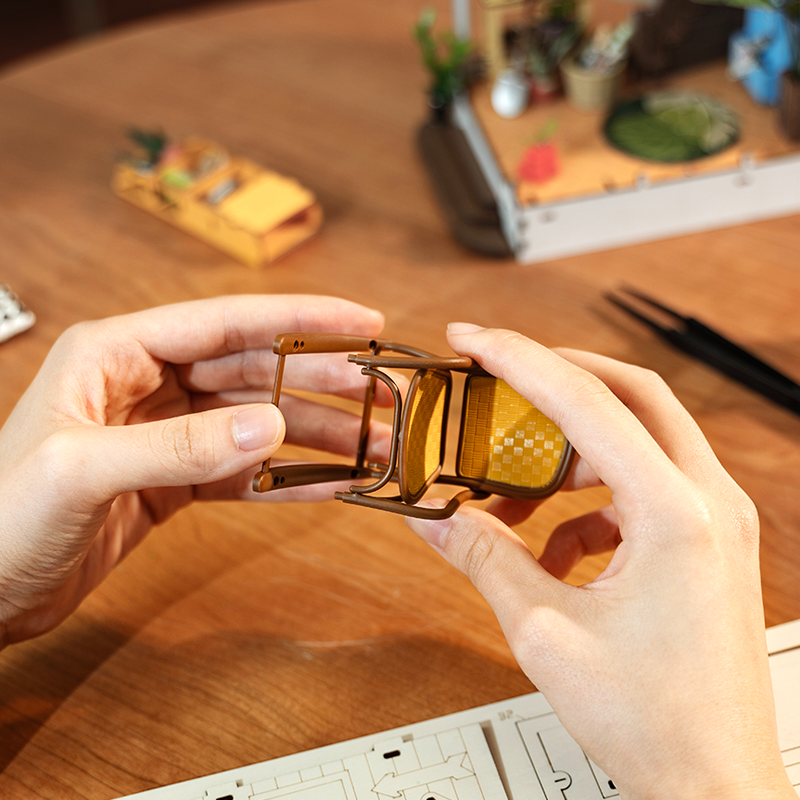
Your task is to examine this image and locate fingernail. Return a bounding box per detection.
[405,510,452,552]
[448,322,484,335]
[232,404,283,452]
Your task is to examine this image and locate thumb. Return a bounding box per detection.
[406,504,561,638]
[77,403,285,499]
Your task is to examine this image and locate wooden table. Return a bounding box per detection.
[1,1,799,797]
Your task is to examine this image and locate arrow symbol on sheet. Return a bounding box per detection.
[372,753,474,798]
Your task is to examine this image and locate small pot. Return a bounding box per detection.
[778,71,800,141]
[530,72,560,103]
[560,55,626,113]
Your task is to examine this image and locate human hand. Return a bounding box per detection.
[0,294,390,647]
[407,323,794,800]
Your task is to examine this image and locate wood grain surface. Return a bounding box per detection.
[1,1,799,797]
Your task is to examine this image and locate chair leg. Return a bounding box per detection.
[334,489,486,519]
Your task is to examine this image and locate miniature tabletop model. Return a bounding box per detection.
[436,0,800,262]
[252,333,573,518]
[471,62,800,206]
[113,134,322,266]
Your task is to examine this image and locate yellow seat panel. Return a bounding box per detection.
[403,371,449,500]
[459,376,566,489]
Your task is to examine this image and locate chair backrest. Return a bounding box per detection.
[398,369,451,504]
[458,375,569,494]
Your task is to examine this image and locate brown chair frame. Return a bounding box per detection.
[252,332,574,519]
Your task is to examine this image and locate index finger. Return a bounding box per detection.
[109,294,385,365]
[445,324,690,506]
[553,348,726,484]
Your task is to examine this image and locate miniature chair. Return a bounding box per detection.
[253,333,573,519]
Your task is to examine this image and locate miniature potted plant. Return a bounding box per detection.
[699,0,800,139]
[560,20,634,112]
[127,128,168,169]
[525,1,582,102]
[527,22,582,101]
[414,9,473,125]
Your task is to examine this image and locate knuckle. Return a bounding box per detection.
[729,487,760,548]
[320,355,354,396]
[50,320,105,360]
[617,364,676,411]
[454,525,499,589]
[629,364,672,398]
[627,362,666,385]
[221,307,247,356]
[493,330,539,368]
[550,371,610,421]
[680,491,718,540]
[154,415,213,473]
[513,605,559,657]
[239,349,275,389]
[563,370,609,402]
[497,330,531,350]
[34,428,111,506]
[60,319,98,343]
[662,478,760,556]
[653,477,719,543]
[36,428,89,479]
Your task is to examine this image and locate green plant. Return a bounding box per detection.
[545,0,578,21]
[509,0,582,81]
[698,0,800,77]
[127,128,168,165]
[526,21,581,78]
[413,9,472,105]
[531,118,559,144]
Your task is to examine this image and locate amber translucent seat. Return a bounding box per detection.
[457,374,570,495]
[253,333,573,519]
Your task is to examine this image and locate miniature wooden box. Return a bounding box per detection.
[113,138,322,267]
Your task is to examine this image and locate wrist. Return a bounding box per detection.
[619,763,796,800]
[611,715,795,800]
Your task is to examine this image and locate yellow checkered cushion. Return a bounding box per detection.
[459,376,566,489]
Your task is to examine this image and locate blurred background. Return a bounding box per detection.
[1,0,247,68]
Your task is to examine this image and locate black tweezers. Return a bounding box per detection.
[606,287,800,416]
